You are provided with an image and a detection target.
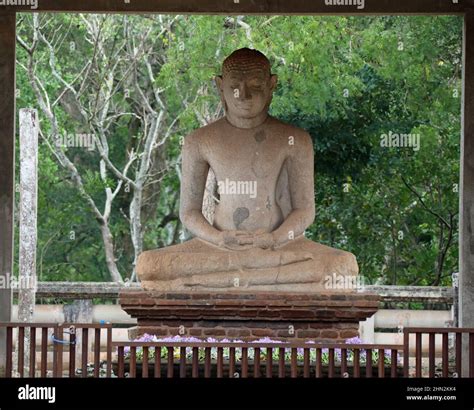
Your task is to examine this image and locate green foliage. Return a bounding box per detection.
[15,14,461,285]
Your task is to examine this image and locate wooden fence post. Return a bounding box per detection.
[0,13,16,377]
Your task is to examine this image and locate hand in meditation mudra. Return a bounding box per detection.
[137,48,358,292]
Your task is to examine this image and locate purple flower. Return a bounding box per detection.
[157,335,183,343]
[345,336,363,344]
[250,337,284,344]
[128,334,368,349]
[181,336,202,343]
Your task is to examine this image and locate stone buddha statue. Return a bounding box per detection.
[137,48,358,292]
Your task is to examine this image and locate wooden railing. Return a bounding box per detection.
[2,323,474,378]
[0,322,112,378]
[403,327,474,377]
[113,341,402,378]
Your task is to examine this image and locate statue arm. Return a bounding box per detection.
[179,132,223,246]
[271,131,315,247]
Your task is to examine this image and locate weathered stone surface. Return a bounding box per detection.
[9,282,455,304]
[136,48,358,292]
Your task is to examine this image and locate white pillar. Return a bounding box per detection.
[17,108,39,375]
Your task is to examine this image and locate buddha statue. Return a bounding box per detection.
[137,48,358,292]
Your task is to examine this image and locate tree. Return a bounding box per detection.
[15,14,462,286]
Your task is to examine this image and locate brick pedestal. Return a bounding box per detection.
[120,290,380,342]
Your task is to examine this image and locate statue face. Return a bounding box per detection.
[217,70,277,120]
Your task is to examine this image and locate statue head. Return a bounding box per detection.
[216,48,278,123]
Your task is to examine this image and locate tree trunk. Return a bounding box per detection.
[130,188,144,282]
[100,221,123,283]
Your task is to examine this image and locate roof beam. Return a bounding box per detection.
[0,0,472,15]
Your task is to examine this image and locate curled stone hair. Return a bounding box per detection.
[222,48,271,76]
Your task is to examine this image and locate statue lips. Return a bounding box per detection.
[236,103,253,111]
[235,99,254,108]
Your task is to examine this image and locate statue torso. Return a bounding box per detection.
[197,116,302,232]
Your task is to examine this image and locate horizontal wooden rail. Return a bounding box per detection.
[0,322,112,328]
[403,327,474,333]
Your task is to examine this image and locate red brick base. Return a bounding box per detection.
[120,290,380,342]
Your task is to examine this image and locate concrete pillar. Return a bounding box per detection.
[359,315,375,343]
[0,13,16,377]
[17,109,39,376]
[460,12,474,377]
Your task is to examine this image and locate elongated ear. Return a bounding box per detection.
[214,75,222,91]
[215,76,224,95]
[270,74,278,92]
[215,75,227,110]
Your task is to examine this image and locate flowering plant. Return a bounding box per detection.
[122,335,398,366]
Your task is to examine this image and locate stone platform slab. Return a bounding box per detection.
[120,289,380,342]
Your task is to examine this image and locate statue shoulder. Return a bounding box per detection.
[184,119,224,145]
[268,117,313,146]
[182,119,225,159]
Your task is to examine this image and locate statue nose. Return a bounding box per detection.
[240,84,251,99]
